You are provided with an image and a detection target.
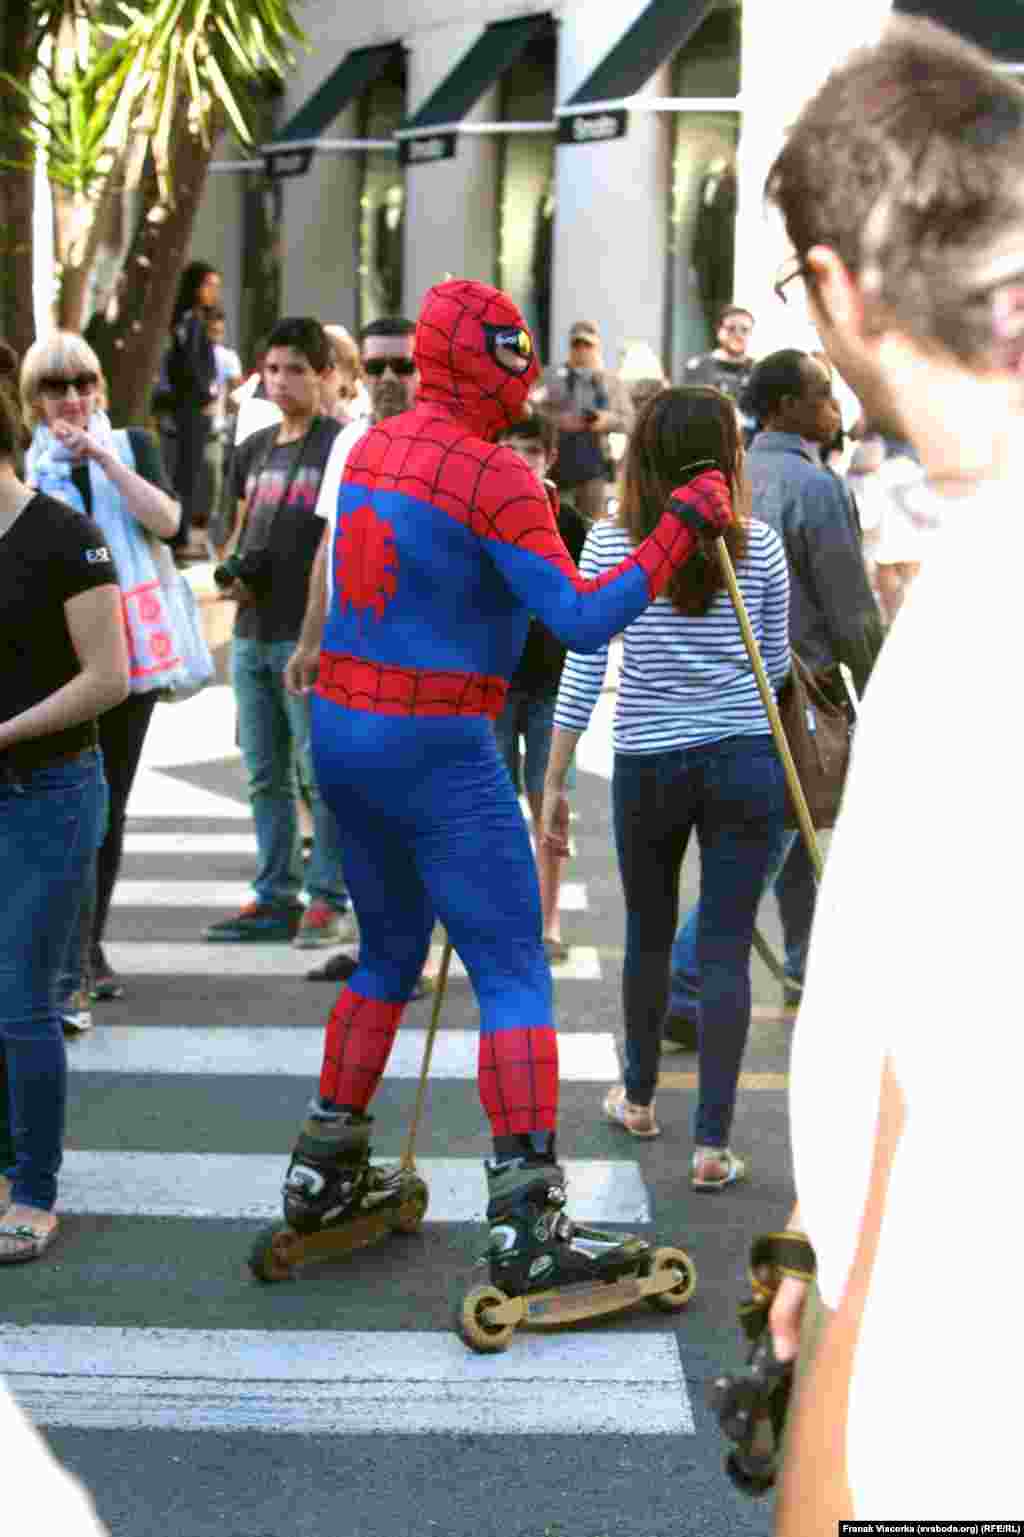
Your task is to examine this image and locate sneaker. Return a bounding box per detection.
[691,1146,746,1192]
[61,989,94,1036]
[306,950,359,983]
[204,902,302,943]
[292,903,357,949]
[602,1084,660,1139]
[662,1011,698,1054]
[89,944,125,1001]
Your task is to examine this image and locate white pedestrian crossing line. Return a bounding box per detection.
[56,1153,651,1223]
[124,833,258,856]
[112,880,589,912]
[127,767,251,820]
[1,1327,694,1436]
[103,941,603,981]
[68,1026,620,1081]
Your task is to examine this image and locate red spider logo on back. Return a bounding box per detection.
[336,502,399,621]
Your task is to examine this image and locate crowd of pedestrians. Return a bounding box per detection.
[2,8,1015,1527]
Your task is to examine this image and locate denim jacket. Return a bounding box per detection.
[748,432,883,696]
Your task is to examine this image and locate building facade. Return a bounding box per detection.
[190,0,1024,374]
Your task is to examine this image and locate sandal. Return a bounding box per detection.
[0,1220,59,1264]
[602,1084,660,1138]
[691,1146,747,1192]
[544,936,570,964]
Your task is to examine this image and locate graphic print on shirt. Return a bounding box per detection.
[243,463,324,548]
[335,501,399,624]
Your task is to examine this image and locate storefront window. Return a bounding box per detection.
[666,2,742,374]
[358,66,406,327]
[497,27,556,360]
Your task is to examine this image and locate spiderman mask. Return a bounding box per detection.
[415,279,541,441]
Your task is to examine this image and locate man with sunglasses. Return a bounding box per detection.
[684,304,758,435]
[535,321,634,524]
[277,278,730,1305]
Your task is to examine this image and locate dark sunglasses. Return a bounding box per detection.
[39,372,99,396]
[364,357,416,378]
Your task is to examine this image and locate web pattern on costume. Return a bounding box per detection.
[345,411,689,599]
[319,990,403,1110]
[479,1027,559,1136]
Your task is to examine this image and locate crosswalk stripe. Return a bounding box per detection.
[112,880,589,913]
[103,941,603,981]
[127,767,251,819]
[67,1027,620,1081]
[56,1153,651,1223]
[123,833,258,855]
[1,1328,693,1436]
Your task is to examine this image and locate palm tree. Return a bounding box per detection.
[2,0,305,417]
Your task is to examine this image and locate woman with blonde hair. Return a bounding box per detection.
[321,324,368,425]
[543,386,790,1188]
[22,331,181,1007]
[0,380,128,1261]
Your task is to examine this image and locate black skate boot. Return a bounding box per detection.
[454,1156,697,1352]
[247,1101,429,1282]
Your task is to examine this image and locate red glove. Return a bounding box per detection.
[667,469,733,537]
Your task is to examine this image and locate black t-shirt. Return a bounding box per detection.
[0,493,119,766]
[230,417,341,643]
[510,495,588,697]
[683,352,755,406]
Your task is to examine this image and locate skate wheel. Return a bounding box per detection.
[647,1246,697,1311]
[454,1284,516,1353]
[393,1179,429,1235]
[247,1224,302,1283]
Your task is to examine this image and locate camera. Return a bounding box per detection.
[213,550,273,598]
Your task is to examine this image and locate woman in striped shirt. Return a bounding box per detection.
[542,387,790,1189]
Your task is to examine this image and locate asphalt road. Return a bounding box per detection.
[1,684,797,1537]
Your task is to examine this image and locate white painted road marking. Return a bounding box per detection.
[56,1153,651,1223]
[112,880,589,912]
[67,1026,620,1081]
[123,833,258,855]
[1,1327,693,1436]
[103,941,603,982]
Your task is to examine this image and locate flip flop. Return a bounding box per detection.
[0,1221,59,1264]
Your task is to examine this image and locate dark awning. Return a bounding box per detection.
[894,1,1024,62]
[396,13,553,163]
[557,0,715,143]
[262,42,404,178]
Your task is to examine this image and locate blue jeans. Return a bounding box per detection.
[0,749,107,1209]
[669,829,816,1016]
[493,689,576,799]
[232,636,348,910]
[668,825,797,1018]
[612,736,786,1148]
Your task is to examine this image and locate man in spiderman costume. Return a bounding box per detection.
[281,278,732,1298]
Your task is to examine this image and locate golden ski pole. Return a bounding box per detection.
[400,937,453,1171]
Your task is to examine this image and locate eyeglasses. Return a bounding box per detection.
[363,357,416,378]
[774,255,809,306]
[39,372,99,396]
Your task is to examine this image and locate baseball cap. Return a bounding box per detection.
[569,321,599,343]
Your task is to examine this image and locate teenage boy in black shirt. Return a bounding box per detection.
[492,414,586,962]
[207,317,352,945]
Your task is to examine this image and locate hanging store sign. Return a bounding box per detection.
[558,110,629,145]
[398,133,457,166]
